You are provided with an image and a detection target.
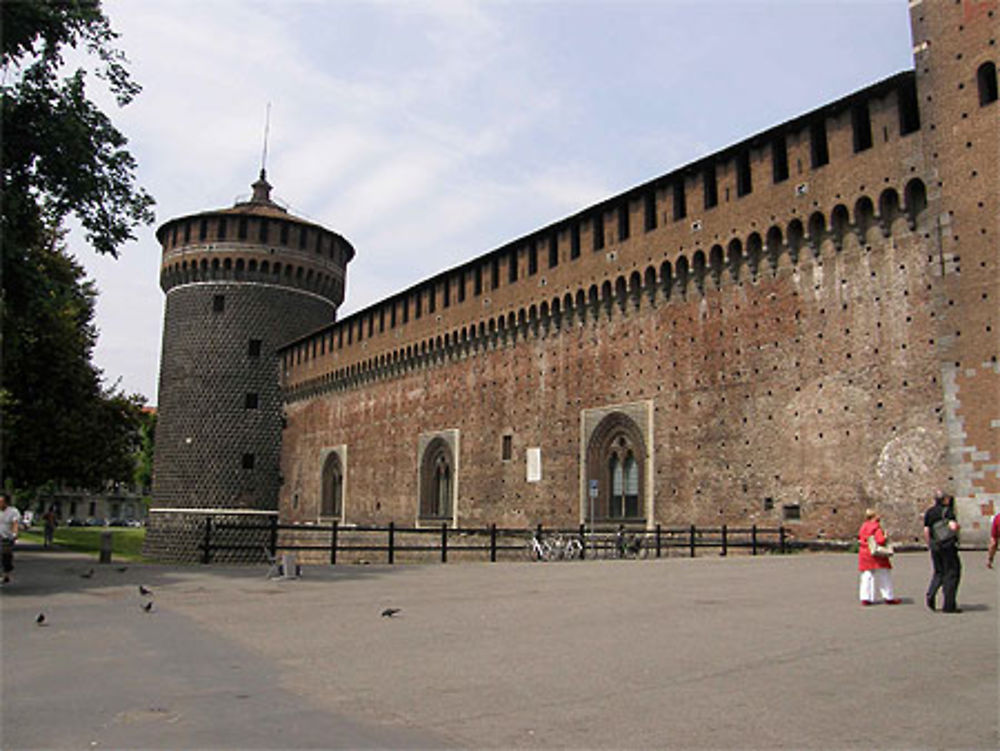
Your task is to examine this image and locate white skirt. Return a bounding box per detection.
[859,568,894,602]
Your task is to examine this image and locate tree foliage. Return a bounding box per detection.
[2,0,154,257]
[1,1,154,495]
[134,408,156,493]
[3,221,146,493]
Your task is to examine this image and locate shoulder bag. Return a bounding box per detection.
[867,533,894,558]
[932,515,957,545]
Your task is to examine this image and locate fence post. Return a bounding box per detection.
[330,520,338,565]
[579,523,587,561]
[751,524,758,556]
[656,523,662,558]
[721,524,728,557]
[779,525,786,554]
[202,516,212,565]
[441,522,448,564]
[689,524,696,558]
[388,521,395,564]
[268,514,278,558]
[490,523,497,563]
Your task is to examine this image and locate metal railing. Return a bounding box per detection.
[197,517,788,565]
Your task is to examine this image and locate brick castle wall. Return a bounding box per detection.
[275,3,998,545]
[280,212,948,543]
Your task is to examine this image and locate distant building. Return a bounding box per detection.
[34,484,147,525]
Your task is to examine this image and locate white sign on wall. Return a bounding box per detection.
[526,448,542,482]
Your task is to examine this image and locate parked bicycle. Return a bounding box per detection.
[526,532,553,561]
[550,534,583,560]
[618,531,650,559]
[526,531,583,561]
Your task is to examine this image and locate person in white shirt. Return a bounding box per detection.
[0,494,22,585]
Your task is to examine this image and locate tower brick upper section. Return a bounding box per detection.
[156,171,355,308]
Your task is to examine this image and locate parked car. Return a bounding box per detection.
[67,518,87,527]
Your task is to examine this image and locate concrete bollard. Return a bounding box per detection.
[281,552,299,578]
[99,531,113,564]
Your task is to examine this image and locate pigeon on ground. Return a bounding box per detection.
[117,566,128,573]
[138,585,152,596]
[381,608,401,618]
[36,613,46,625]
[80,569,94,579]
[141,601,154,613]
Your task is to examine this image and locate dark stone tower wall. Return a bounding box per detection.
[153,284,334,510]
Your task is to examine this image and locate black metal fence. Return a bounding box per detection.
[198,516,789,565]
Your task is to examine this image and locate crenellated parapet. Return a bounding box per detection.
[280,63,934,398]
[282,176,931,403]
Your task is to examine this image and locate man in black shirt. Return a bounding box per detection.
[924,492,961,613]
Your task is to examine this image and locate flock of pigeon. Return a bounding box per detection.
[35,567,155,627]
[33,566,402,625]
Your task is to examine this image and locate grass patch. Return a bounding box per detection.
[20,527,148,562]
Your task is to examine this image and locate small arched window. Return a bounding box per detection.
[321,452,343,518]
[978,61,998,106]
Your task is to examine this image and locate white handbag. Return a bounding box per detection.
[868,534,894,558]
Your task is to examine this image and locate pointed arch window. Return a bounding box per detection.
[586,412,646,522]
[321,452,343,518]
[420,437,454,520]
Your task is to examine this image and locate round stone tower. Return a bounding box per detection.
[145,172,353,560]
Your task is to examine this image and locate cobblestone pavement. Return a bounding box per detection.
[2,547,996,749]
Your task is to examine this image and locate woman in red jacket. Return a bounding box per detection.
[858,508,901,606]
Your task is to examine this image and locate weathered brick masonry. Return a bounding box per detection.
[149,2,998,558]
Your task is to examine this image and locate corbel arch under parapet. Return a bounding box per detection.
[904,178,927,230]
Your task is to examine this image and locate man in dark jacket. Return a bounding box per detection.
[924,492,961,613]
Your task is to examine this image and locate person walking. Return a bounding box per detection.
[0,494,22,585]
[857,508,900,606]
[42,507,57,548]
[924,492,961,612]
[986,509,999,570]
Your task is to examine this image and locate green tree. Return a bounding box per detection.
[3,221,146,493]
[1,1,154,495]
[134,408,156,493]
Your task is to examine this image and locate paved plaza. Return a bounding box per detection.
[2,546,997,749]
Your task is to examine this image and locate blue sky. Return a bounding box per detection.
[77,0,914,402]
